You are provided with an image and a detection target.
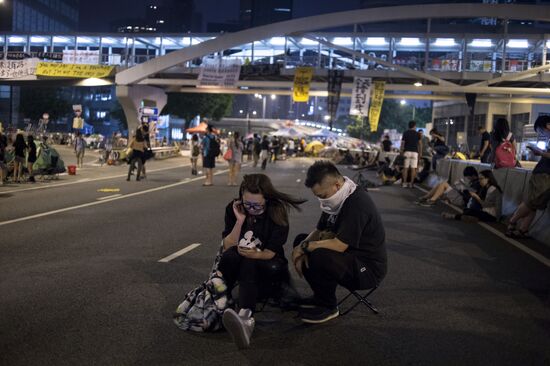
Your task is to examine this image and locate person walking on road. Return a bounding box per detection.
[126,128,145,181]
[260,135,269,170]
[0,129,7,186]
[13,133,27,183]
[227,131,244,186]
[400,121,422,188]
[139,122,151,179]
[190,134,200,175]
[74,132,86,169]
[26,135,37,183]
[201,125,218,186]
[252,134,261,167]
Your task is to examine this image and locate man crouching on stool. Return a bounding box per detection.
[292,160,387,323]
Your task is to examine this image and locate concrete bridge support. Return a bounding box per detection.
[115,85,167,132]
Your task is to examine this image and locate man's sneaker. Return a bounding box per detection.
[222,308,255,349]
[300,306,339,324]
[420,200,436,207]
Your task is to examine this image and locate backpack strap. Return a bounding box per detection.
[504,132,512,142]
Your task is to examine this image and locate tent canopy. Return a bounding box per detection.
[186,122,219,134]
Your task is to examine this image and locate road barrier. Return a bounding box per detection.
[151,146,180,160]
[435,158,549,245]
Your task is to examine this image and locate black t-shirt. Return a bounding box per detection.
[382,140,392,152]
[28,142,37,160]
[261,140,269,150]
[222,202,289,260]
[480,132,491,152]
[402,129,419,152]
[14,140,27,158]
[316,189,387,281]
[0,135,6,161]
[533,140,550,175]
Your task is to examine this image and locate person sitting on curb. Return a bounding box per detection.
[415,166,481,207]
[292,161,387,324]
[506,115,550,238]
[441,170,502,223]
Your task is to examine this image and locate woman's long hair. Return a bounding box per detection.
[493,118,510,142]
[239,174,306,226]
[14,133,26,148]
[233,131,241,150]
[480,169,502,194]
[135,128,144,142]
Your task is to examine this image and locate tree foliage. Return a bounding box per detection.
[346,99,432,141]
[161,93,233,125]
[19,87,72,122]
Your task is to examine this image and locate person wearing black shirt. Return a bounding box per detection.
[382,135,392,152]
[27,135,37,183]
[478,126,491,163]
[400,121,422,188]
[260,135,270,170]
[429,128,449,170]
[220,174,305,349]
[13,133,27,183]
[0,130,7,186]
[292,161,387,324]
[507,116,550,238]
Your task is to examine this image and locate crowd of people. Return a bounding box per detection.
[0,130,43,184]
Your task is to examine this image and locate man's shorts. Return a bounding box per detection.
[527,173,550,210]
[202,155,215,169]
[403,151,418,169]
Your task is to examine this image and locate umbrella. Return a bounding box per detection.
[305,140,325,153]
[186,122,219,134]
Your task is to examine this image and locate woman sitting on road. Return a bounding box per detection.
[415,166,481,207]
[442,170,502,223]
[219,174,305,349]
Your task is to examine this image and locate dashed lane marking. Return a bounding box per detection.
[158,243,202,263]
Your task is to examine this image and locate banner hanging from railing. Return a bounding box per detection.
[0,58,39,79]
[368,81,386,132]
[62,50,100,65]
[327,70,344,129]
[35,62,115,78]
[349,77,372,117]
[197,59,241,88]
[292,67,314,103]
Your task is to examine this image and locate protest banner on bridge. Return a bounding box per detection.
[197,59,241,88]
[292,67,314,103]
[0,58,39,79]
[349,77,372,117]
[35,62,114,78]
[368,81,386,132]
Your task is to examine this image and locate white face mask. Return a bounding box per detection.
[317,176,357,216]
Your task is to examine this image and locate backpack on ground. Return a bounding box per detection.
[494,133,516,169]
[207,136,221,158]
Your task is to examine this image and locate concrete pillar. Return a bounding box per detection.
[115,85,167,132]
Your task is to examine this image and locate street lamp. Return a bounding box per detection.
[400,100,416,120]
[270,94,277,100]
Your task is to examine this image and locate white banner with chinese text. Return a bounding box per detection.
[197,59,241,88]
[349,77,372,117]
[0,58,39,79]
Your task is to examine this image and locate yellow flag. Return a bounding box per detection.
[368,81,385,132]
[36,62,114,78]
[292,67,314,103]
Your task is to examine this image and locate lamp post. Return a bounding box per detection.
[400,100,416,121]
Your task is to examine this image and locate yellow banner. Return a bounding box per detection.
[292,67,314,103]
[368,81,385,132]
[36,62,114,78]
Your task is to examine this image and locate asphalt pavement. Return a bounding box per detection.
[0,153,549,366]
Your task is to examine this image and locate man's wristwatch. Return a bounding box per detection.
[300,240,311,254]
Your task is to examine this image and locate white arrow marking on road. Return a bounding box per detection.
[158,243,202,263]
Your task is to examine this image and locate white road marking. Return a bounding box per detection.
[0,168,230,227]
[0,163,191,195]
[97,194,123,201]
[158,243,202,263]
[413,185,550,268]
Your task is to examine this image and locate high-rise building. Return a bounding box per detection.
[0,0,79,32]
[240,0,293,28]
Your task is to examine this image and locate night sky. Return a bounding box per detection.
[79,0,360,32]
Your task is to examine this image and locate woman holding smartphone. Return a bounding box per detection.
[219,173,305,349]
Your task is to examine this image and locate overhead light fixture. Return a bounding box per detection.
[507,39,529,48]
[470,39,492,48]
[101,37,115,44]
[333,37,353,46]
[400,100,407,105]
[399,38,422,46]
[433,38,456,47]
[269,37,286,46]
[30,36,49,43]
[77,37,93,44]
[8,36,26,43]
[414,82,423,87]
[546,40,550,48]
[366,37,387,46]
